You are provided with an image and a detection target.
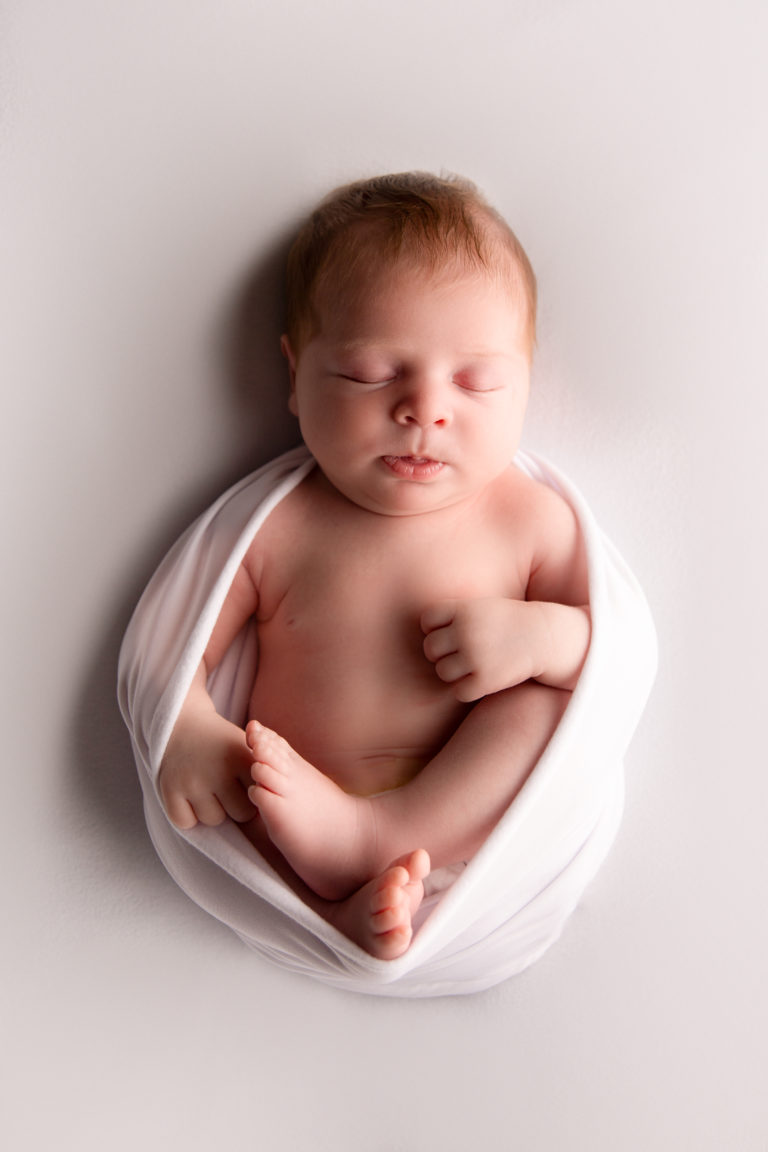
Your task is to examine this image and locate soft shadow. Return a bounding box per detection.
[69,228,304,860]
[68,588,152,858]
[217,224,303,486]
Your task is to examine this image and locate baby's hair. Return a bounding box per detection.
[285,171,537,356]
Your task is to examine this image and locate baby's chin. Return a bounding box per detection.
[328,473,491,519]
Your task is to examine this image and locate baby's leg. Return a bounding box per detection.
[380,682,570,865]
[246,682,568,899]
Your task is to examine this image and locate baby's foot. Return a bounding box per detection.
[246,720,379,901]
[330,850,430,960]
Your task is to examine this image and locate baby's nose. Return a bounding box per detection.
[392,380,451,427]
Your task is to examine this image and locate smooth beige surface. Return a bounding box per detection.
[3,1,766,1147]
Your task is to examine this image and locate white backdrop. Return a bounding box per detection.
[3,1,766,1148]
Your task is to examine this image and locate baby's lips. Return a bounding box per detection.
[382,455,445,478]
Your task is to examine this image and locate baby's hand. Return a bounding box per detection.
[158,711,256,830]
[420,598,543,703]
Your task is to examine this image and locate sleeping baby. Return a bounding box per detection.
[158,172,591,959]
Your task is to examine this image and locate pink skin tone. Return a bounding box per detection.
[244,681,571,903]
[159,259,590,959]
[248,807,432,959]
[329,850,431,959]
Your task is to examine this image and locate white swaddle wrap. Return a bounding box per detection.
[118,445,657,997]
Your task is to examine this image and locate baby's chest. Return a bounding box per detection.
[259,527,527,647]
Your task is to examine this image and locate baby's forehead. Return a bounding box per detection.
[314,250,530,333]
[308,260,533,365]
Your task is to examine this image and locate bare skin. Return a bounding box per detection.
[245,812,431,959]
[158,262,591,958]
[244,680,570,902]
[330,850,431,959]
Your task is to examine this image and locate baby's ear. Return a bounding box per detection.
[280,335,298,414]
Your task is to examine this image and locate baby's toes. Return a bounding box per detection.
[370,879,406,915]
[373,921,413,959]
[371,866,409,906]
[249,758,288,797]
[404,848,430,884]
[251,726,295,771]
[369,873,412,936]
[371,902,410,935]
[244,719,262,749]
[246,719,278,752]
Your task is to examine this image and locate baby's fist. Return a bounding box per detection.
[421,597,535,702]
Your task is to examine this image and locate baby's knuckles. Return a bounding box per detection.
[158,760,197,828]
[440,597,542,698]
[159,711,253,828]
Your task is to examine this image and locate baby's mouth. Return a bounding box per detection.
[382,455,445,478]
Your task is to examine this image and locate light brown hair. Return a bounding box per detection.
[285,171,537,356]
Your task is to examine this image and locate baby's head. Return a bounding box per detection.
[281,174,536,517]
[284,171,536,362]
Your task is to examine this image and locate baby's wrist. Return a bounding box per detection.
[529,601,590,689]
[527,600,557,681]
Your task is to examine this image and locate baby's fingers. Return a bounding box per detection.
[163,792,199,830]
[187,793,228,827]
[434,652,469,685]
[434,656,484,702]
[422,624,458,663]
[219,780,258,824]
[420,600,458,635]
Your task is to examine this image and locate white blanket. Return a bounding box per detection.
[117,445,657,997]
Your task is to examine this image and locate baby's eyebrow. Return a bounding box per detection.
[461,350,518,361]
[333,338,394,353]
[332,340,516,360]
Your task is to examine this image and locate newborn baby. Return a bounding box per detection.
[158,172,590,959]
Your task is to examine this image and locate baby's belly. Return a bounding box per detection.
[248,634,468,796]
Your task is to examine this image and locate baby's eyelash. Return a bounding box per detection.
[336,370,502,392]
[453,376,500,393]
[340,374,395,386]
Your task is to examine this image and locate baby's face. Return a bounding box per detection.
[284,262,531,517]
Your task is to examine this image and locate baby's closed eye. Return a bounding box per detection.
[340,372,396,386]
[451,369,503,393]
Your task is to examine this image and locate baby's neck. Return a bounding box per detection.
[314,466,494,540]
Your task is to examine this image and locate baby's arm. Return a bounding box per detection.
[421,487,590,703]
[158,561,260,829]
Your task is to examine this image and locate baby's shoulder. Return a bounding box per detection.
[488,462,574,533]
[242,467,328,575]
[485,464,582,582]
